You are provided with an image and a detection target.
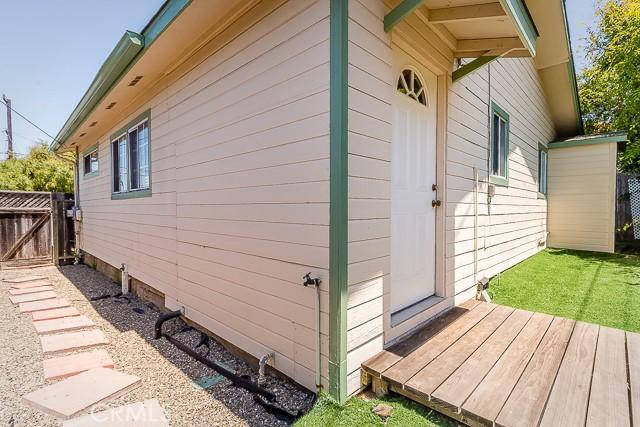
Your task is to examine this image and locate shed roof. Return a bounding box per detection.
[549,131,628,149]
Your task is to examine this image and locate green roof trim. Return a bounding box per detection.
[452,56,498,82]
[51,0,192,152]
[560,0,584,135]
[384,0,428,32]
[499,0,538,56]
[549,131,628,149]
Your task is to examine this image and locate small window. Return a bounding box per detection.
[489,102,509,186]
[397,68,427,106]
[111,111,151,199]
[538,144,548,195]
[83,146,99,177]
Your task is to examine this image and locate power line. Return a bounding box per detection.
[0,97,62,145]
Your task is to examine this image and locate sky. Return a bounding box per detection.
[0,0,597,159]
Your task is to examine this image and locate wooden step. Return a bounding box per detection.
[9,285,54,296]
[10,279,53,289]
[20,298,70,313]
[4,275,47,283]
[62,399,167,426]
[10,291,58,304]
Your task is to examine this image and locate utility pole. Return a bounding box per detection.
[2,94,13,160]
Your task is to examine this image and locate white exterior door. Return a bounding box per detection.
[390,65,438,313]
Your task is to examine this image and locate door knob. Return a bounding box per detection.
[432,199,441,208]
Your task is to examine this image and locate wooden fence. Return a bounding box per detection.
[0,191,75,268]
[616,173,639,251]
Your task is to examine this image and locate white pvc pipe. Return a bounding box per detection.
[314,282,321,390]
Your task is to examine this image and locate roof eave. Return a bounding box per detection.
[50,0,191,153]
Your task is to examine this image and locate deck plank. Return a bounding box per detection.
[538,322,599,427]
[586,326,630,427]
[461,312,553,425]
[362,300,480,377]
[496,317,575,427]
[381,302,496,386]
[628,332,640,427]
[431,309,533,410]
[405,305,514,398]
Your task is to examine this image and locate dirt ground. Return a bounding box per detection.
[0,264,314,427]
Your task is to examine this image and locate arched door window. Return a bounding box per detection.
[397,68,427,106]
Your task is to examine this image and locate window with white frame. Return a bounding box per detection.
[83,146,99,176]
[490,102,509,186]
[111,111,150,198]
[538,144,548,195]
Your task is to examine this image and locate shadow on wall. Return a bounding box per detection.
[57,264,314,427]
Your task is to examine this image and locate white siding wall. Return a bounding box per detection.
[78,0,330,391]
[345,0,393,395]
[447,59,555,298]
[547,143,617,253]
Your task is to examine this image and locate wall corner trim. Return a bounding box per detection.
[328,0,349,405]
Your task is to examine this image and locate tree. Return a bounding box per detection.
[0,142,74,192]
[579,0,640,172]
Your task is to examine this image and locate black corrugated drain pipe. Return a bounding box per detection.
[154,310,276,401]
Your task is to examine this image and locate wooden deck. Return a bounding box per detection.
[362,300,640,427]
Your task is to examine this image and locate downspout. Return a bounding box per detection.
[53,148,81,263]
[473,167,479,287]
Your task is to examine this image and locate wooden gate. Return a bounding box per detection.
[0,191,75,268]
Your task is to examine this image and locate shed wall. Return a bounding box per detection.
[547,143,617,253]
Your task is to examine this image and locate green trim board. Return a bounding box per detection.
[329,0,349,405]
[452,56,498,82]
[384,0,428,31]
[560,0,584,134]
[110,109,152,200]
[51,0,192,153]
[549,131,628,149]
[82,143,100,179]
[498,0,538,56]
[489,101,510,187]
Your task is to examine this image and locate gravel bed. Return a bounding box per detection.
[0,264,314,426]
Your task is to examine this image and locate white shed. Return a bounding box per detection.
[547,132,627,253]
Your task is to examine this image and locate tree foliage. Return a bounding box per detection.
[0,142,74,193]
[579,0,640,172]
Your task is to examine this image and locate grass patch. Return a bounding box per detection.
[294,393,458,427]
[489,248,640,332]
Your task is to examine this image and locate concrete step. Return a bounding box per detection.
[32,307,80,321]
[20,298,70,313]
[40,329,109,355]
[43,349,114,380]
[10,291,58,304]
[10,279,53,289]
[62,399,167,426]
[34,315,95,335]
[22,367,141,420]
[9,285,54,296]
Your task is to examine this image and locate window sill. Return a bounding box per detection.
[111,188,152,200]
[489,175,509,187]
[83,171,99,180]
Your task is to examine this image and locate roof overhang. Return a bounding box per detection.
[51,0,253,153]
[549,131,628,150]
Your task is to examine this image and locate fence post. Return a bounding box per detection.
[51,193,60,265]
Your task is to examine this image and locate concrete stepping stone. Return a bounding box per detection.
[22,367,141,420]
[43,350,114,380]
[62,399,167,426]
[10,279,53,289]
[41,329,108,354]
[4,275,47,283]
[32,307,80,321]
[34,315,95,334]
[10,290,58,304]
[9,285,54,295]
[20,298,70,313]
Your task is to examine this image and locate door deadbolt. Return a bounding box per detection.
[432,184,438,191]
[432,199,442,208]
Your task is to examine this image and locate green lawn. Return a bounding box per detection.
[489,248,640,332]
[294,393,458,427]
